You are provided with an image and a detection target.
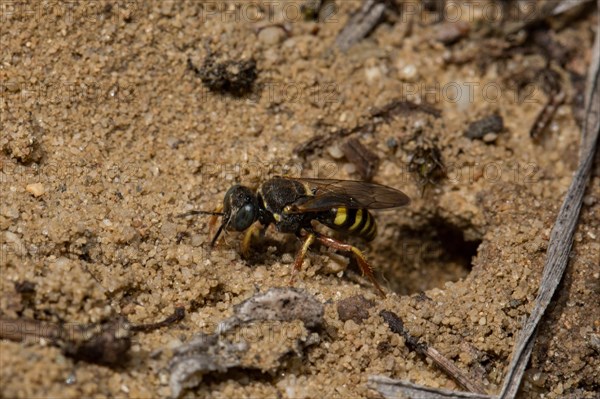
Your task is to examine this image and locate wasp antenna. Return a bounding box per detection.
[177,210,224,218]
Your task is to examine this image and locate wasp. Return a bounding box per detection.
[180,176,410,296]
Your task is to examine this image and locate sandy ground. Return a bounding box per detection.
[1,1,599,398]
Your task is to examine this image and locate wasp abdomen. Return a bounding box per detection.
[322,207,377,241]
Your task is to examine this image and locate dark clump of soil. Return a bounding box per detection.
[188,54,257,97]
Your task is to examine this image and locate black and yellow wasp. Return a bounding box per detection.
[181,176,410,296]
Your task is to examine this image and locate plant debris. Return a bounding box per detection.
[188,53,257,97]
[0,307,186,367]
[61,318,132,366]
[379,310,488,394]
[405,136,446,193]
[530,90,566,141]
[169,288,324,397]
[434,20,471,45]
[569,71,587,127]
[501,0,594,36]
[334,0,391,52]
[370,99,442,120]
[0,317,132,367]
[369,377,495,399]
[300,0,336,22]
[130,306,186,333]
[218,287,325,332]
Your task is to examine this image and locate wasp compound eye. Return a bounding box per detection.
[232,203,256,231]
[222,185,258,231]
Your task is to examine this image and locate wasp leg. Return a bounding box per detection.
[241,222,263,259]
[290,233,316,285]
[314,234,386,297]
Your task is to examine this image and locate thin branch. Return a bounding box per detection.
[380,310,488,395]
[368,377,495,399]
[130,307,186,333]
[334,0,389,51]
[502,0,594,35]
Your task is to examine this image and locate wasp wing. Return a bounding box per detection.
[277,176,410,213]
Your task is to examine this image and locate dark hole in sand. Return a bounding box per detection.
[379,217,482,296]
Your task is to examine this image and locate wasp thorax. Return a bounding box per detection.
[222,185,258,231]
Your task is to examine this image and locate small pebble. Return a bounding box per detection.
[190,234,204,247]
[362,57,385,77]
[483,132,498,143]
[343,319,360,333]
[167,338,183,349]
[343,163,357,174]
[258,26,286,46]
[26,183,45,197]
[281,253,294,263]
[386,137,398,149]
[365,65,383,84]
[3,207,20,219]
[465,113,504,140]
[399,64,418,82]
[248,124,263,136]
[166,137,180,149]
[327,145,344,159]
[435,21,470,45]
[65,373,77,385]
[337,295,375,324]
[5,231,26,256]
[583,195,596,206]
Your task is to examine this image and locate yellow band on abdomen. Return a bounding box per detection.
[360,212,372,235]
[349,209,363,231]
[334,207,347,225]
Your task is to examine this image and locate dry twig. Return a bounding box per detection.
[334,0,389,51]
[380,310,488,395]
[0,307,186,366]
[502,0,594,35]
[369,377,494,399]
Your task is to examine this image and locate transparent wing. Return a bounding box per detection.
[277,176,410,212]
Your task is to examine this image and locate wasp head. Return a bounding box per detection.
[178,185,258,247]
[210,184,258,245]
[221,185,258,233]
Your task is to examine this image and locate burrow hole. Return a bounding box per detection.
[376,216,482,296]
